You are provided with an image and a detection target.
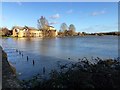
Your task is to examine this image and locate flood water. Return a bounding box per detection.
[0,36,119,80]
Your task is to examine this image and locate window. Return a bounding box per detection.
[15,29,17,32]
[23,29,26,31]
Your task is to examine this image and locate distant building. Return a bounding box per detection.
[47,26,56,30]
[12,26,43,37]
[12,25,58,38]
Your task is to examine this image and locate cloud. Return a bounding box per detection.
[81,27,95,32]
[49,21,59,25]
[66,9,73,14]
[16,0,22,6]
[99,25,118,31]
[91,10,106,16]
[50,14,60,19]
[81,24,117,33]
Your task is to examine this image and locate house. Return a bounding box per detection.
[12,25,58,38]
[12,26,24,37]
[12,26,43,37]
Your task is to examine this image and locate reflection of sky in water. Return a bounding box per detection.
[0,36,118,80]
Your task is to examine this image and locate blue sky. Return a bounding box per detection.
[1,2,118,33]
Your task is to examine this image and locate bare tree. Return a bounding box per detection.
[60,23,68,32]
[69,24,76,36]
[38,16,49,30]
[69,24,76,32]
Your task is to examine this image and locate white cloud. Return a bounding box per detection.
[50,13,60,19]
[81,27,94,32]
[99,25,118,31]
[66,9,73,14]
[49,21,59,25]
[16,0,22,6]
[81,24,117,33]
[91,10,106,16]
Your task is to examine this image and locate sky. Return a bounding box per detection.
[1,2,118,33]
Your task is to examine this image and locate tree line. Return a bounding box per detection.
[58,23,76,36]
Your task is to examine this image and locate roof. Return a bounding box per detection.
[12,26,38,30]
[49,26,54,28]
[12,26,24,30]
[25,26,38,30]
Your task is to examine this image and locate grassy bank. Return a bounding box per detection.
[21,57,120,89]
[2,47,22,89]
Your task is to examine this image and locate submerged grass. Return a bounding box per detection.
[21,57,120,89]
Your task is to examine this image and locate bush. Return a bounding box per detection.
[22,57,120,89]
